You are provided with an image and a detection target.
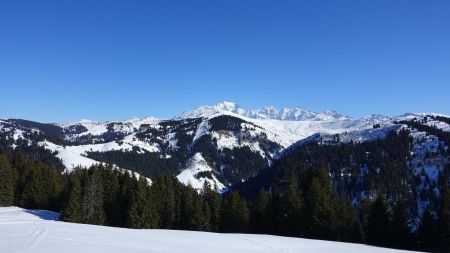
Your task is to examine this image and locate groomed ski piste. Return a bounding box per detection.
[0,207,421,253]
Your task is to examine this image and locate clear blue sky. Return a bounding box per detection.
[1,0,449,123]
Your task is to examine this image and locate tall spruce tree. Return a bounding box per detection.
[417,207,436,251]
[390,200,413,249]
[250,188,272,234]
[0,155,18,206]
[366,195,391,246]
[271,188,285,235]
[128,176,157,229]
[202,183,222,232]
[180,187,203,230]
[61,173,82,223]
[437,186,450,251]
[284,171,302,236]
[302,169,336,240]
[221,191,249,232]
[358,199,371,242]
[159,176,176,229]
[19,162,63,211]
[101,166,121,226]
[334,196,361,242]
[81,169,105,225]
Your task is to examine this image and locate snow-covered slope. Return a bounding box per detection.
[176,153,226,192]
[0,207,420,253]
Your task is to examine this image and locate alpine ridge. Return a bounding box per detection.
[179,101,352,121]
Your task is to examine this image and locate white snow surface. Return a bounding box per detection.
[38,141,101,170]
[37,141,152,185]
[177,153,226,192]
[38,133,160,171]
[0,206,420,253]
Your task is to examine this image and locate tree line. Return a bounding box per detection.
[1,152,450,252]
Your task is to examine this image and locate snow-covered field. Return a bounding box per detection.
[0,207,420,253]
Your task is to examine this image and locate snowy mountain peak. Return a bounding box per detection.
[179,101,351,121]
[68,119,100,125]
[178,101,246,119]
[214,101,241,111]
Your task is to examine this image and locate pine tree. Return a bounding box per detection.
[101,166,121,226]
[437,186,450,251]
[202,183,222,232]
[417,207,436,251]
[81,169,105,225]
[366,195,391,246]
[117,171,137,227]
[0,155,18,206]
[334,196,361,242]
[18,162,63,211]
[128,176,157,229]
[189,189,204,230]
[202,199,212,231]
[180,187,203,230]
[159,176,176,229]
[302,168,336,240]
[284,172,302,236]
[221,191,249,232]
[390,200,413,249]
[61,173,82,223]
[271,188,285,235]
[358,199,371,242]
[250,188,272,234]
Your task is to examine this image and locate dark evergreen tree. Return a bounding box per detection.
[18,161,63,211]
[366,195,391,246]
[221,191,249,232]
[81,169,105,225]
[390,200,413,249]
[0,154,18,206]
[161,176,176,229]
[180,187,203,230]
[101,166,122,226]
[202,199,212,231]
[302,168,336,240]
[358,199,371,242]
[202,184,222,232]
[437,186,450,251]
[284,171,302,236]
[128,176,158,228]
[416,207,436,251]
[61,172,82,223]
[250,188,272,234]
[334,196,361,242]
[271,188,285,235]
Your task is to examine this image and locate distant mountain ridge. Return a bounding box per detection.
[179,101,352,121]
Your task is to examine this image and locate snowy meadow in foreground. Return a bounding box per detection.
[0,207,420,253]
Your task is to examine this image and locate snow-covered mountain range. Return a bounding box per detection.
[179,101,352,121]
[0,102,449,194]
